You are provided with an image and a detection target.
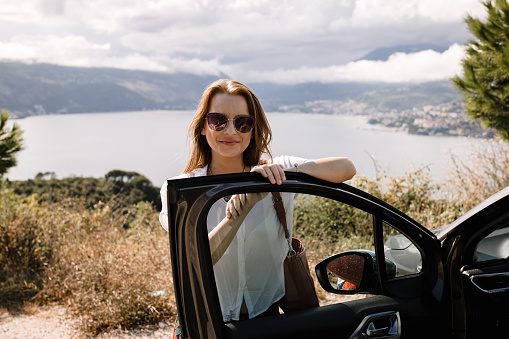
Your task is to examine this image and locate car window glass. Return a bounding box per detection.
[206,191,375,321]
[294,193,375,305]
[383,221,423,277]
[473,222,509,263]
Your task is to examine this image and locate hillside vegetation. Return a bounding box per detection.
[6,169,161,211]
[1,61,461,118]
[1,140,508,337]
[0,62,221,117]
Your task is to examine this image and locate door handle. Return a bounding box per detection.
[350,311,401,339]
[367,321,389,337]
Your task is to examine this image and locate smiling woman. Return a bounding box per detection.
[159,79,355,335]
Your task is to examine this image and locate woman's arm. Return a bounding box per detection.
[208,158,355,264]
[252,157,356,184]
[288,157,356,183]
[209,192,268,265]
[209,213,247,266]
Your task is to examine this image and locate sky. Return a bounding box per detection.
[0,0,487,85]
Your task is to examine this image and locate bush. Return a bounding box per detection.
[0,188,175,336]
[446,138,509,208]
[0,192,53,310]
[6,169,162,211]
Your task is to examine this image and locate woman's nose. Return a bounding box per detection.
[224,119,237,134]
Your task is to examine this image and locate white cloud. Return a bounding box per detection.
[0,0,485,84]
[0,41,35,60]
[0,1,41,23]
[417,0,487,22]
[0,35,110,63]
[98,55,223,75]
[229,44,465,84]
[351,0,486,27]
[0,33,223,75]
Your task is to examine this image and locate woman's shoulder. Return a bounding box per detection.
[161,167,207,190]
[170,166,208,180]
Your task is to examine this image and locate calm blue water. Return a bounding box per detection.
[6,110,479,187]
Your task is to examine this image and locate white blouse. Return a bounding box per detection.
[159,155,307,322]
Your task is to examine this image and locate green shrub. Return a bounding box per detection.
[6,169,161,211]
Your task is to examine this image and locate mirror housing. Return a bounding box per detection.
[315,250,396,294]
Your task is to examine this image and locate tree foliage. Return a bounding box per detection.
[6,169,161,211]
[452,0,509,141]
[0,110,24,176]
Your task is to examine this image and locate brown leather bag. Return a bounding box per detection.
[272,192,320,312]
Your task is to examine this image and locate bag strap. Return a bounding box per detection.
[272,192,289,238]
[272,192,296,256]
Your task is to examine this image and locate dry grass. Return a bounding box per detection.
[0,194,176,337]
[445,138,509,208]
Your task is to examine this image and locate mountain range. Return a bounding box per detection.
[0,44,461,118]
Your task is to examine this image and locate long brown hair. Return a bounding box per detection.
[183,79,272,173]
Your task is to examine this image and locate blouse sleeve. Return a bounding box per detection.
[159,172,194,232]
[271,155,308,169]
[159,180,170,232]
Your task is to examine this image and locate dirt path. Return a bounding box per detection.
[0,295,362,338]
[0,306,173,339]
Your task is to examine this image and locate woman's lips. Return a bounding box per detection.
[220,140,238,146]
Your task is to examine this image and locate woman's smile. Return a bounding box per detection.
[220,139,240,146]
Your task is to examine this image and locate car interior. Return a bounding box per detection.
[206,191,435,339]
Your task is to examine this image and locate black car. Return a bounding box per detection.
[165,172,509,339]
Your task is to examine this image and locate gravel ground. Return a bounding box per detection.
[0,295,361,338]
[0,306,174,339]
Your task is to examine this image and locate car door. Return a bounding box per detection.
[165,172,445,339]
[437,186,509,338]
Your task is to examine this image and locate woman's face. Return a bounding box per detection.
[202,93,253,163]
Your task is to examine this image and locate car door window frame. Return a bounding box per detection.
[167,172,443,339]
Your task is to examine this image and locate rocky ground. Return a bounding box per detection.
[0,294,361,338]
[0,306,173,339]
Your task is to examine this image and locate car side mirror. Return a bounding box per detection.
[315,250,381,294]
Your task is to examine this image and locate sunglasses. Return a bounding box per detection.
[206,113,255,133]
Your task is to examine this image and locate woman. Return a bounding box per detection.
[160,79,356,323]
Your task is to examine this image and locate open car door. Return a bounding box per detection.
[166,172,446,339]
[437,186,509,338]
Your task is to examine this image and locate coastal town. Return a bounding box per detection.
[278,99,494,139]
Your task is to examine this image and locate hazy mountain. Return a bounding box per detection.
[0,61,459,117]
[357,80,460,111]
[0,62,223,117]
[249,81,389,111]
[357,44,450,61]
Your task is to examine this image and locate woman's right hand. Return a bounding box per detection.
[226,192,268,219]
[251,163,286,185]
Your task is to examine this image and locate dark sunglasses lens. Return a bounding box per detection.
[207,114,227,130]
[235,116,255,133]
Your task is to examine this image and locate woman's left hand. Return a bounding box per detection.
[251,164,286,185]
[226,192,268,219]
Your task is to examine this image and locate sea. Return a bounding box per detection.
[6,110,481,187]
